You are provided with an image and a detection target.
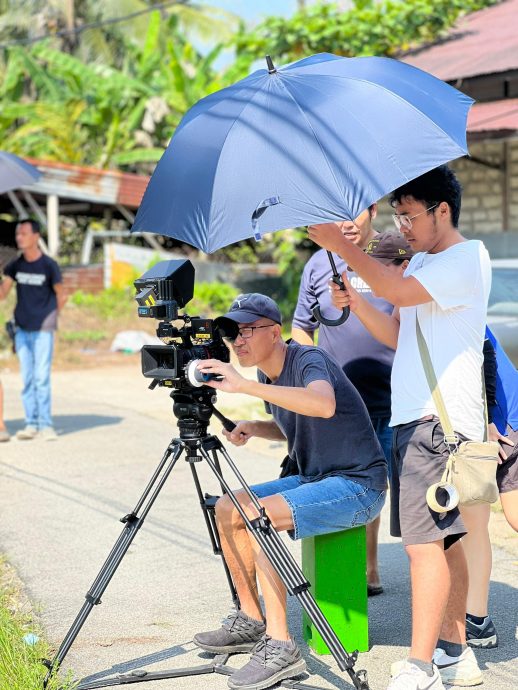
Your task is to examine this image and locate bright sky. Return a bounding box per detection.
[211,1,298,23]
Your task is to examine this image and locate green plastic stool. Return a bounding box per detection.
[302,525,368,654]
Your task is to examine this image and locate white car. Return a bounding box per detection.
[488,259,518,367]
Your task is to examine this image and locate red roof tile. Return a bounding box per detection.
[468,98,518,132]
[402,0,518,80]
[24,158,150,208]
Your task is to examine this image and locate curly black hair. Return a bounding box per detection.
[389,165,462,228]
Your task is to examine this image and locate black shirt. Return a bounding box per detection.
[4,254,62,331]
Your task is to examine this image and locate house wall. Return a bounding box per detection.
[62,264,104,296]
[374,138,518,256]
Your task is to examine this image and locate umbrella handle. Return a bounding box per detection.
[311,251,350,326]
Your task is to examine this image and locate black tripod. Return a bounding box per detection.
[43,386,370,690]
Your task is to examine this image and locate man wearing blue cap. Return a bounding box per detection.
[193,292,387,690]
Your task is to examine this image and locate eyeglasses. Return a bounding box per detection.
[226,324,275,342]
[392,204,438,231]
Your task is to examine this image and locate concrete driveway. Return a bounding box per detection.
[0,363,517,690]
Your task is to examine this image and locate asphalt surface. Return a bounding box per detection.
[0,363,517,690]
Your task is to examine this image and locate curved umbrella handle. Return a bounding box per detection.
[311,251,350,326]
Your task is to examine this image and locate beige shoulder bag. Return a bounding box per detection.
[416,316,499,512]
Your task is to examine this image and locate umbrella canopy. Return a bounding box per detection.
[0,151,41,194]
[132,53,473,253]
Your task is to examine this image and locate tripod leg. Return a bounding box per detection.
[43,441,185,688]
[198,438,370,690]
[189,462,239,607]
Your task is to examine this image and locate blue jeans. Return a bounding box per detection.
[15,329,54,429]
[371,415,393,479]
[251,475,385,541]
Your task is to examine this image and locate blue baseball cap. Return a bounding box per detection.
[222,293,282,324]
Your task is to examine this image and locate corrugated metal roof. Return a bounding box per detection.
[402,0,518,80]
[468,98,518,132]
[24,158,150,208]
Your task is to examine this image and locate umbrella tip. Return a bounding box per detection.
[265,55,276,74]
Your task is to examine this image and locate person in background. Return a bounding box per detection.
[0,219,66,441]
[292,225,413,595]
[459,329,518,650]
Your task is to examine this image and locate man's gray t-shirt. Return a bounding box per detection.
[292,249,394,418]
[258,341,387,490]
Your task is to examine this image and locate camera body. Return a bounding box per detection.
[135,260,232,389]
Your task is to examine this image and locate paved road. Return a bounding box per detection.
[1,364,517,690]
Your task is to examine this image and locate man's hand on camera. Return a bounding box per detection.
[222,420,255,446]
[196,359,247,394]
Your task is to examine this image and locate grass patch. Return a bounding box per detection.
[59,330,107,343]
[0,557,76,690]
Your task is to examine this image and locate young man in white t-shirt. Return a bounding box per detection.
[308,166,490,690]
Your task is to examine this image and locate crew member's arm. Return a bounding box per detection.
[291,262,317,345]
[0,275,14,300]
[54,282,67,311]
[291,327,314,346]
[197,359,336,418]
[222,419,286,447]
[330,270,400,350]
[308,224,432,307]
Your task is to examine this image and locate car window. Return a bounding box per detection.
[489,268,518,315]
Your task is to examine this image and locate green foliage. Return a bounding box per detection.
[191,282,239,315]
[0,558,76,690]
[0,11,251,172]
[236,0,498,63]
[60,330,107,343]
[69,288,134,319]
[69,282,239,321]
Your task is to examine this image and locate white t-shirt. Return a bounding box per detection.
[390,240,491,440]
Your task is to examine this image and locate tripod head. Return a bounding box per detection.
[169,386,236,441]
[171,387,216,440]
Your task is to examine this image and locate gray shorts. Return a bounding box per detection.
[390,418,466,548]
[497,426,518,494]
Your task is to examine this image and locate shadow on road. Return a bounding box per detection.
[369,543,518,666]
[6,413,123,436]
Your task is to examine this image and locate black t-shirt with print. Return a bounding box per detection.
[4,254,62,331]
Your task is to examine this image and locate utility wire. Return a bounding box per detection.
[0,0,190,49]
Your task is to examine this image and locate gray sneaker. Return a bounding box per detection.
[193,610,266,654]
[228,635,306,690]
[16,426,38,440]
[39,427,58,441]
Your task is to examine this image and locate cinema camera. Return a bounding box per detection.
[134,259,236,390]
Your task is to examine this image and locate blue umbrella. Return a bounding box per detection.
[132,53,472,254]
[0,151,40,194]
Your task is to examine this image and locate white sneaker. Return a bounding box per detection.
[16,425,38,440]
[39,427,58,441]
[433,646,482,686]
[388,662,445,690]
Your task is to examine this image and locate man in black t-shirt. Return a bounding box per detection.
[191,293,386,690]
[0,219,66,441]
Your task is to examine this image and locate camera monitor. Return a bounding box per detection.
[134,259,195,320]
